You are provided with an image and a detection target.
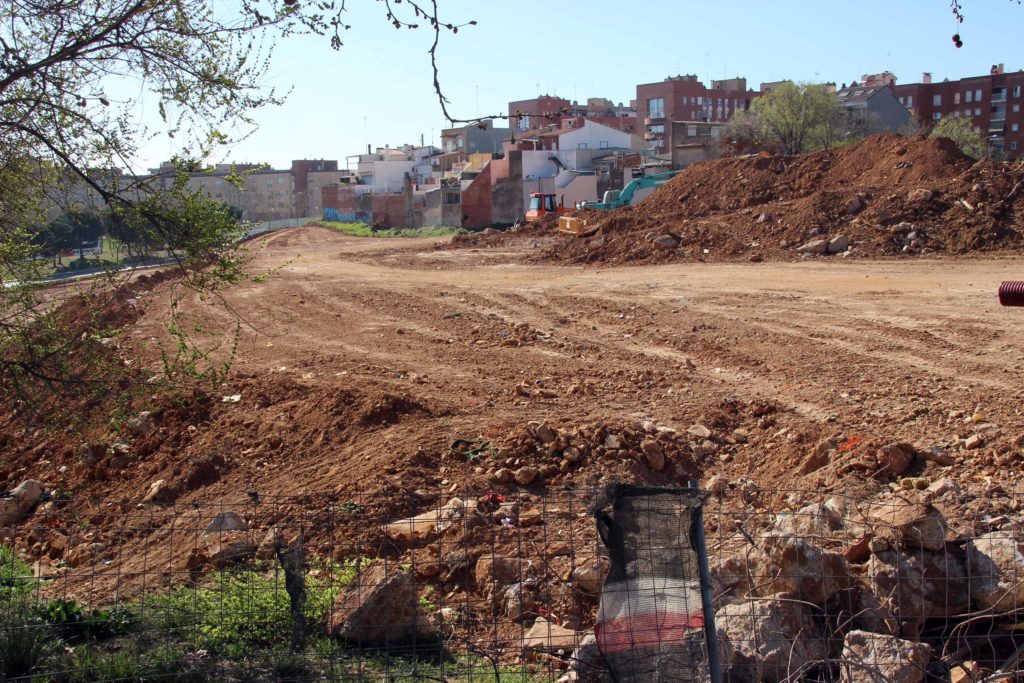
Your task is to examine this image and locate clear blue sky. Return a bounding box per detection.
[135,0,1022,171]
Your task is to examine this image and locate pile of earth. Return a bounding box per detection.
[453,134,1024,264]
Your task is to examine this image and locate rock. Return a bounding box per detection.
[524,616,579,654]
[868,548,969,626]
[773,502,844,538]
[687,424,712,439]
[876,442,916,476]
[325,564,434,645]
[66,542,105,568]
[535,423,557,444]
[142,479,174,504]
[568,633,611,683]
[718,594,828,683]
[515,466,539,486]
[504,583,536,622]
[907,188,935,203]
[603,434,623,449]
[966,526,1024,613]
[572,557,609,594]
[869,499,946,551]
[927,477,960,496]
[750,534,853,604]
[757,212,773,224]
[126,410,159,437]
[705,475,729,496]
[964,434,983,450]
[797,239,828,254]
[0,480,43,526]
[385,498,474,542]
[75,442,106,464]
[652,234,680,250]
[838,630,932,683]
[491,468,514,484]
[482,227,501,235]
[844,196,866,215]
[828,235,851,254]
[204,511,248,535]
[799,436,838,475]
[207,532,257,568]
[640,439,665,471]
[475,556,522,594]
[950,661,980,683]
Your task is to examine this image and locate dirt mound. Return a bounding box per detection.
[467,134,1024,265]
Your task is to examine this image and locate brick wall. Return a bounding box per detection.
[461,163,492,228]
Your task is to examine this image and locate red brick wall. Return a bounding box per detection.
[461,163,492,228]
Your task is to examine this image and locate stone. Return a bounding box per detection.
[797,239,829,254]
[523,616,579,654]
[385,498,474,542]
[828,235,851,254]
[718,594,828,683]
[844,196,866,214]
[652,234,680,250]
[325,564,434,645]
[869,499,947,551]
[504,583,536,622]
[66,542,105,568]
[207,532,257,568]
[757,212,773,224]
[799,436,838,475]
[687,424,712,439]
[514,466,539,486]
[204,511,248,535]
[475,556,522,594]
[0,479,43,526]
[773,502,844,538]
[964,434,983,450]
[950,661,980,683]
[867,548,969,626]
[535,423,557,444]
[568,633,611,683]
[142,479,174,504]
[603,434,623,449]
[571,557,609,594]
[876,442,916,476]
[705,475,729,495]
[750,534,854,604]
[907,188,935,203]
[838,630,932,683]
[640,439,665,471]
[491,468,514,484]
[126,410,159,437]
[966,526,1024,613]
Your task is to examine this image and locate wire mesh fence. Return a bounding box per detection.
[1,482,1022,682]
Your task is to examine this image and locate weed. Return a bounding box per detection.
[314,220,466,239]
[0,597,56,680]
[0,544,34,598]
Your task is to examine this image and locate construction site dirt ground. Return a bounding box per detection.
[109,225,1024,503]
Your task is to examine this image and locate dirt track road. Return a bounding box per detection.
[125,225,1024,498]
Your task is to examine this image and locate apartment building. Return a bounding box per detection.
[893,65,1024,157]
[636,75,759,153]
[508,95,637,134]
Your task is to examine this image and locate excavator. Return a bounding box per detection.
[577,170,679,211]
[525,193,568,221]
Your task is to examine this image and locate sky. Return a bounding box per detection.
[132,0,1023,172]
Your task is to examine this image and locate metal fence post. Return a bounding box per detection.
[690,480,722,683]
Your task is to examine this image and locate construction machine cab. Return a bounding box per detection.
[526,193,564,221]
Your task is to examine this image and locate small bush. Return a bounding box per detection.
[0,597,55,680]
[0,544,34,598]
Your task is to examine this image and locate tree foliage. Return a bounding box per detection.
[928,116,985,158]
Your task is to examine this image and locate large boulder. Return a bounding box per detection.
[867,547,969,629]
[838,630,932,683]
[773,503,844,539]
[966,526,1024,614]
[0,480,43,526]
[523,616,580,654]
[718,594,828,683]
[325,564,434,645]
[749,534,854,605]
[869,499,947,551]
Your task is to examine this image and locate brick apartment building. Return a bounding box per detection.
[508,95,637,134]
[893,64,1024,158]
[636,75,759,153]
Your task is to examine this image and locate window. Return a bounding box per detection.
[954,92,960,104]
[974,126,981,133]
[599,141,609,149]
[697,97,703,105]
[933,112,942,120]
[975,108,982,116]
[1014,104,1021,113]
[577,143,588,149]
[1013,123,1020,132]
[682,96,688,104]
[1011,142,1018,151]
[647,97,665,118]
[933,94,942,106]
[966,90,973,103]
[907,95,913,107]
[898,96,904,104]
[1015,85,1022,97]
[647,124,664,133]
[975,89,983,101]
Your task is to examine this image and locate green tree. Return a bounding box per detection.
[928,116,985,158]
[750,82,845,155]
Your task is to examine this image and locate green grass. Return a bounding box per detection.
[315,220,465,238]
[0,544,34,598]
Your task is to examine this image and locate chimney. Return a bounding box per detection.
[922,72,932,84]
[999,63,1005,74]
[367,144,371,154]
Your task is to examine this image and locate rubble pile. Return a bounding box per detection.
[456,134,1024,264]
